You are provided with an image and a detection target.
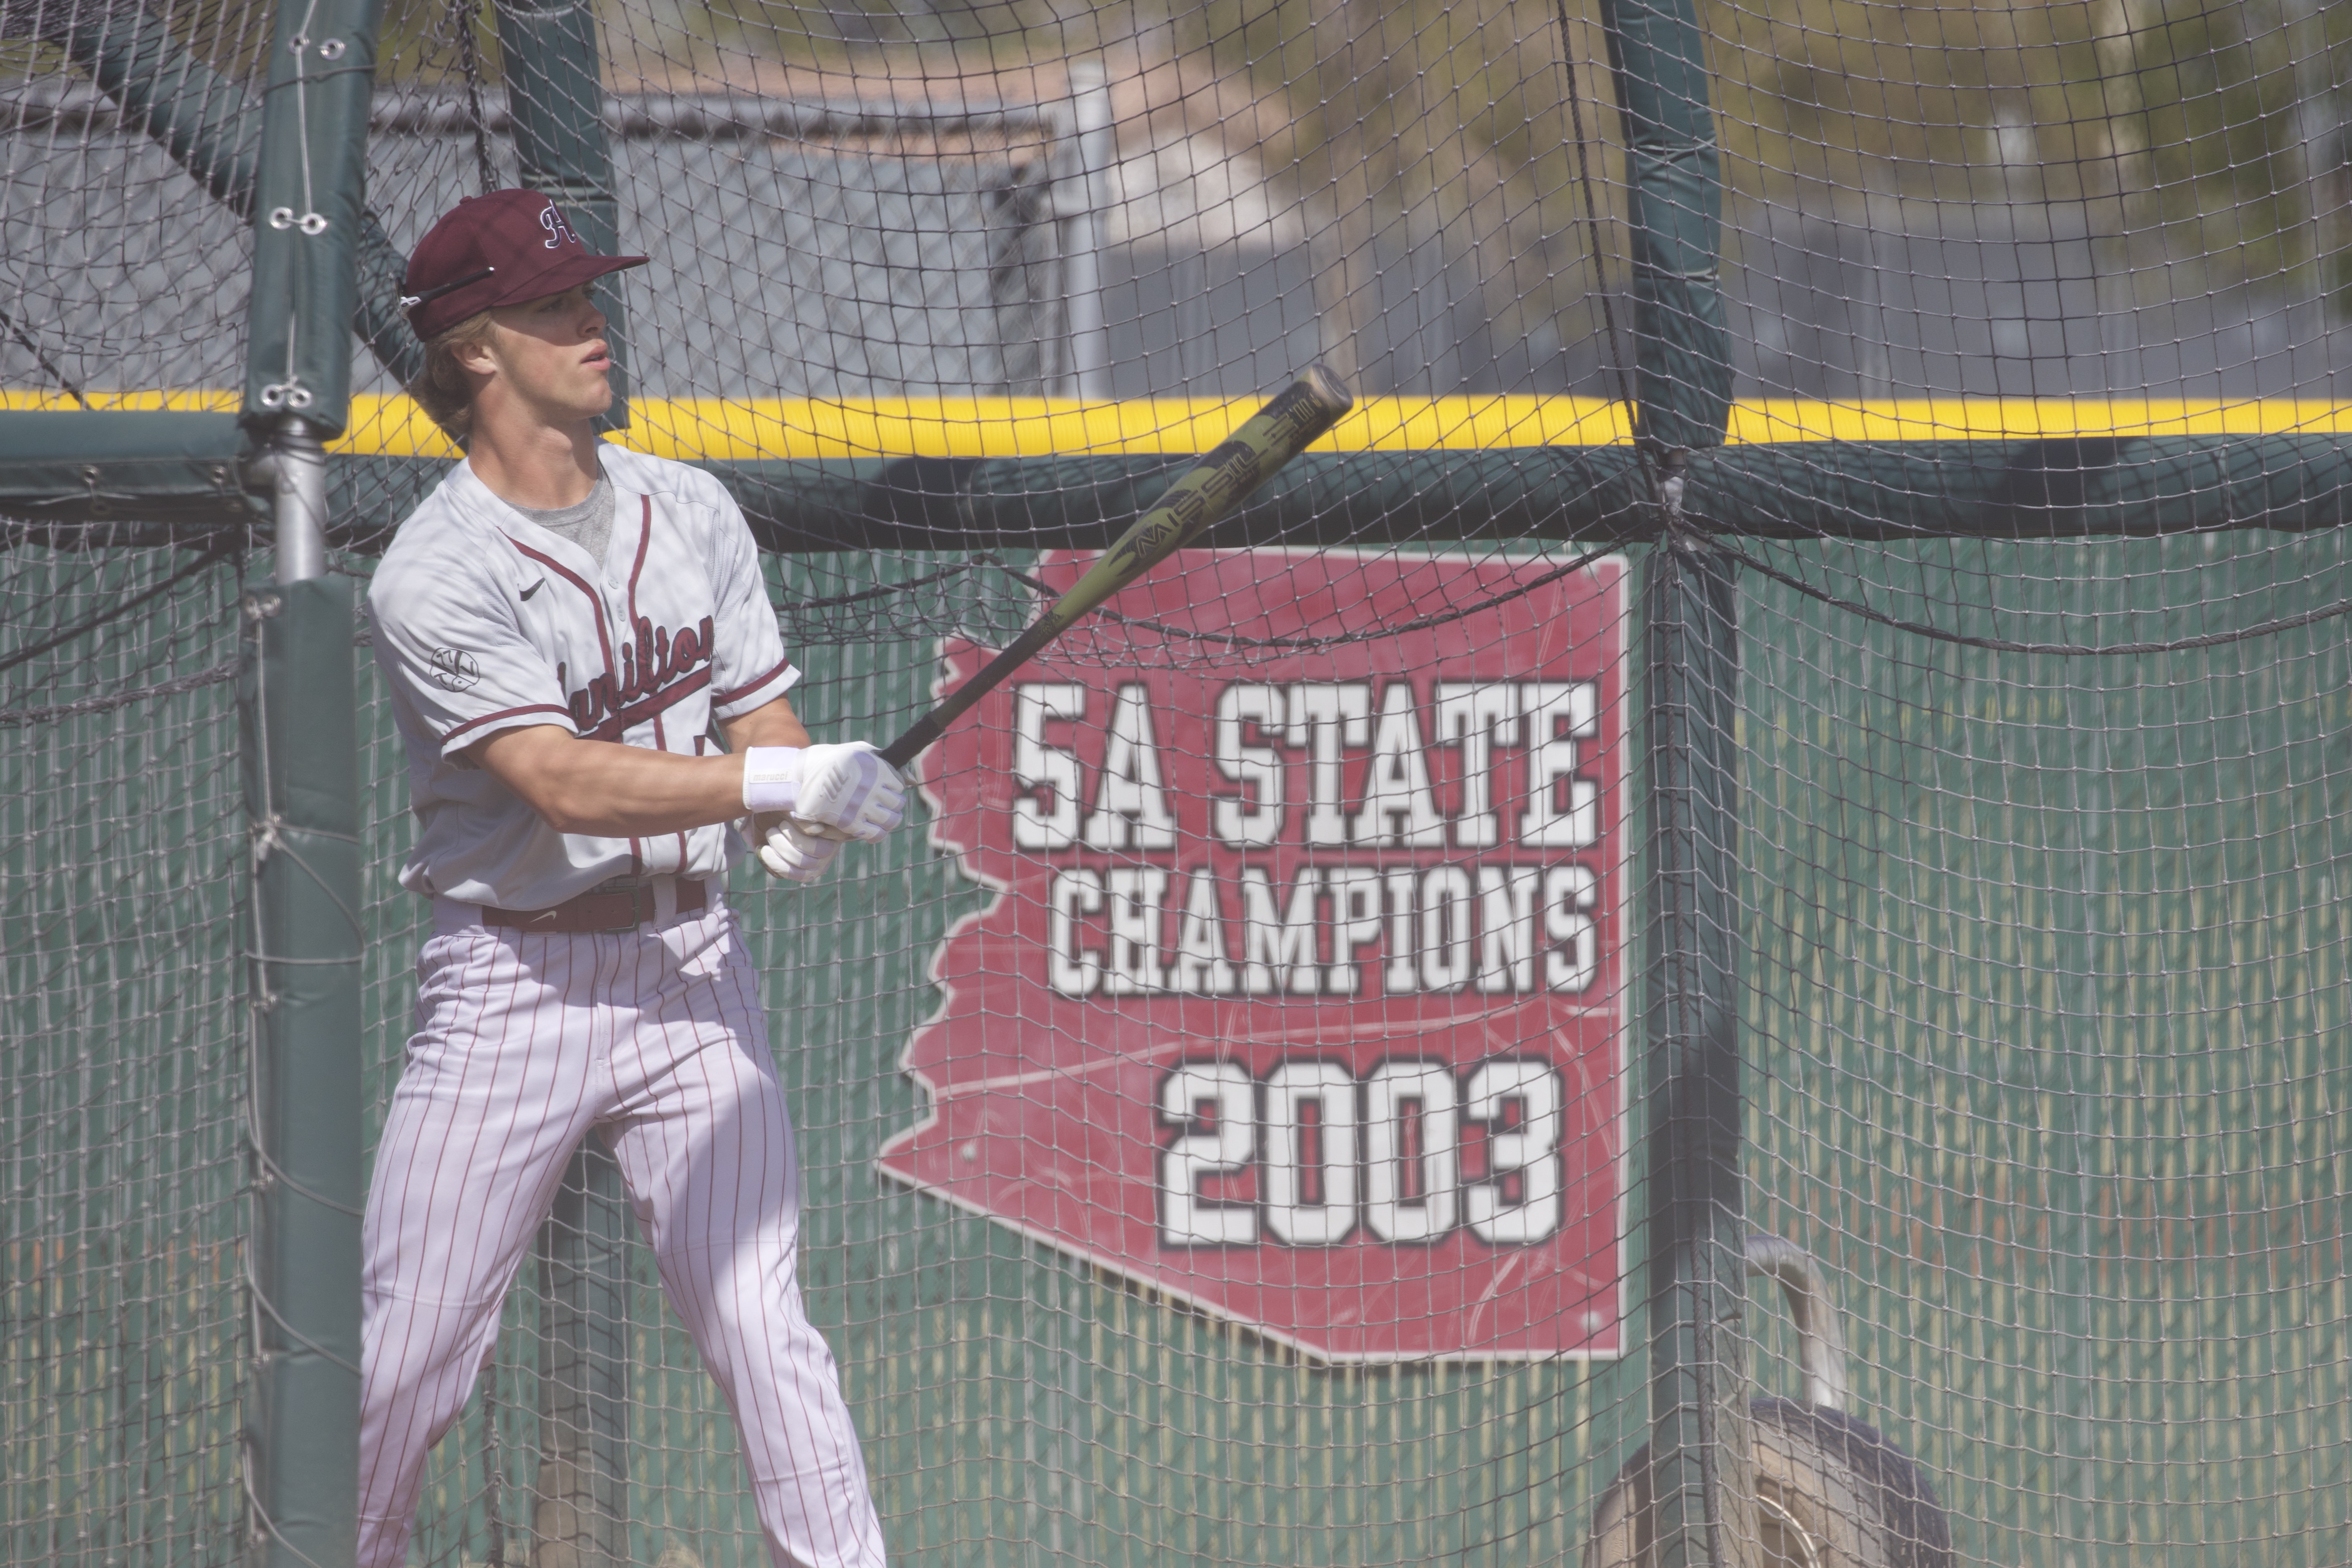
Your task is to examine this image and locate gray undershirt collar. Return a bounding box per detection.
[515,468,615,570]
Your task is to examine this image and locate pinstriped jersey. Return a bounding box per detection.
[368,444,798,911]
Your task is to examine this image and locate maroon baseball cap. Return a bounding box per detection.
[401,189,648,340]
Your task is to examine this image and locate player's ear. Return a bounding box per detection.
[449,331,500,380]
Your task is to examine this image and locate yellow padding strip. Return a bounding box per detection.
[7,391,2347,460]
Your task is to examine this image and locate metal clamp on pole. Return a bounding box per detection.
[253,415,329,584]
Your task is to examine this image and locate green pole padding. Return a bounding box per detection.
[6,434,2347,543]
[1638,543,1752,1568]
[494,0,631,427]
[534,1137,634,1568]
[242,0,390,436]
[239,576,364,1568]
[1598,0,1732,453]
[1595,0,1741,1553]
[696,434,2352,550]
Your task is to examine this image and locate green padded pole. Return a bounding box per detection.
[533,1136,634,1568]
[239,576,364,1568]
[493,0,631,427]
[292,435,2352,555]
[1595,0,1746,1555]
[1638,542,1752,1568]
[237,0,376,1557]
[1598,0,1732,454]
[242,0,389,437]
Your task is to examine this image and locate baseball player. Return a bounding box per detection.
[359,189,903,1568]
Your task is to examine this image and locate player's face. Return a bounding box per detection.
[477,284,614,424]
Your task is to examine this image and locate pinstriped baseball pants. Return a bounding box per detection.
[357,900,886,1568]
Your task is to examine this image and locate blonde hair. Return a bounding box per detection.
[406,311,497,444]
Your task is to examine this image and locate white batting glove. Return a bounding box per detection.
[790,741,905,844]
[757,819,844,885]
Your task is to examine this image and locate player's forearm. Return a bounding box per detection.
[467,695,813,839]
[474,725,753,837]
[720,699,811,753]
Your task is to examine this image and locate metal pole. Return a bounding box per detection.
[1059,61,1114,400]
[494,0,631,427]
[267,416,328,585]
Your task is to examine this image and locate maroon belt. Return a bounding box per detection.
[481,877,708,934]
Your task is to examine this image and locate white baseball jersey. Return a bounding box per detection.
[367,443,799,911]
[358,444,887,1568]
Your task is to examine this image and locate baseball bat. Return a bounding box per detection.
[877,364,1354,771]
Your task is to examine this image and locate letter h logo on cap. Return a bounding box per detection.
[401,188,647,341]
[539,203,579,250]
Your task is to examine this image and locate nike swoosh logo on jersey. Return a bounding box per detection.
[520,579,546,601]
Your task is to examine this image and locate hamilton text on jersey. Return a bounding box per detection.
[558,612,716,740]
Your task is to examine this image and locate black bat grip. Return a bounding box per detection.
[879,618,1061,770]
[878,720,942,773]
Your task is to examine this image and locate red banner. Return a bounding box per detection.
[877,550,1629,1361]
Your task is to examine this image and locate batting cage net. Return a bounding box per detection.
[5,0,2351,1566]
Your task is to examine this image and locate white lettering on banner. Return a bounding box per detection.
[1157,1063,1258,1246]
[1153,1059,1569,1248]
[1013,683,1086,849]
[1519,682,1601,847]
[1544,866,1600,992]
[1325,869,1384,995]
[1364,1062,1462,1243]
[1463,1062,1565,1243]
[1048,869,1104,996]
[1012,677,1610,998]
[1240,867,1322,996]
[1049,865,1600,997]
[1212,684,1286,846]
[1383,866,1418,995]
[1476,866,1543,995]
[1284,683,1372,845]
[1435,682,1523,848]
[1082,684,1177,850]
[1104,868,1170,994]
[1350,680,1447,847]
[1262,1062,1359,1245]
[1419,865,1476,993]
[1170,868,1237,994]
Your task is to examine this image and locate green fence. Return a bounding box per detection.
[6,533,2348,1568]
[1,543,250,1568]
